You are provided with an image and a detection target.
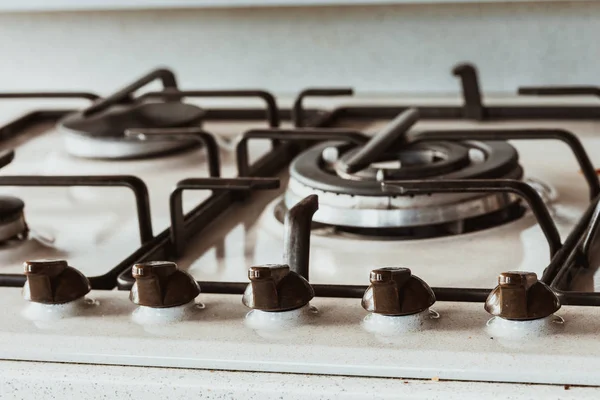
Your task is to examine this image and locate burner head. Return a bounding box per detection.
[130,261,201,308]
[242,264,314,312]
[59,101,204,159]
[0,196,28,243]
[22,259,91,304]
[284,139,524,237]
[484,271,561,321]
[362,267,436,316]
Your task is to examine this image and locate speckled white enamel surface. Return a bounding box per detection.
[1,288,600,386]
[2,360,599,400]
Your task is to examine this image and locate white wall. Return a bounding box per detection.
[0,2,598,95]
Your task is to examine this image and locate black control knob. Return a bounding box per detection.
[362,267,435,316]
[242,264,314,312]
[130,261,200,308]
[485,271,560,320]
[23,259,91,304]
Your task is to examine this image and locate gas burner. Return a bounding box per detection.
[0,196,28,244]
[282,109,526,237]
[59,100,203,160]
[58,69,205,160]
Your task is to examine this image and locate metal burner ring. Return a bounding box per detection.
[285,179,519,228]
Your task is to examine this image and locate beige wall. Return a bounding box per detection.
[0,2,598,95]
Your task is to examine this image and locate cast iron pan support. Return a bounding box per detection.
[0,92,100,142]
[519,86,600,98]
[407,128,600,200]
[0,149,154,289]
[83,68,178,117]
[0,92,99,101]
[292,88,354,127]
[580,200,600,269]
[542,197,600,307]
[0,173,153,244]
[236,128,368,177]
[284,194,318,281]
[195,179,562,303]
[548,197,600,292]
[137,90,281,128]
[381,179,562,258]
[452,63,485,121]
[169,177,280,257]
[0,149,152,242]
[125,128,221,177]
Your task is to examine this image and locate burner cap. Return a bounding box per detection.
[0,195,27,243]
[284,140,524,233]
[59,101,205,159]
[334,141,472,181]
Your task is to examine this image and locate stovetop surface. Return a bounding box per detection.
[2,287,600,386]
[1,88,600,388]
[1,103,597,288]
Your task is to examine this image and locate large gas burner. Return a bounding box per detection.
[283,109,526,237]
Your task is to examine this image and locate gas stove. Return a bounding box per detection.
[1,63,600,399]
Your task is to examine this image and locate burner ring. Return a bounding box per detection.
[290,141,522,196]
[286,140,524,229]
[284,179,520,228]
[334,141,472,181]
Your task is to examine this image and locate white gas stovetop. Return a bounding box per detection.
[0,76,600,399]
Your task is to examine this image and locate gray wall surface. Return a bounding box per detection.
[0,2,598,95]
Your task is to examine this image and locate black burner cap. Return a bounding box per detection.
[59,101,205,138]
[290,140,522,196]
[0,196,24,224]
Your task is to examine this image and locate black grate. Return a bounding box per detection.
[0,63,599,306]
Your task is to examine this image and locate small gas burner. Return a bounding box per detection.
[282,109,526,238]
[59,70,204,160]
[59,101,203,160]
[0,196,28,244]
